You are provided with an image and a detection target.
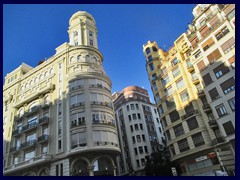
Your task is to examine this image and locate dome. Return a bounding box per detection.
[69,11,95,25]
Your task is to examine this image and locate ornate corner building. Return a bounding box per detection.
[143,4,235,176]
[113,86,165,175]
[3,11,120,176]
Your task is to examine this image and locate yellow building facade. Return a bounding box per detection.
[3,11,120,176]
[143,4,235,176]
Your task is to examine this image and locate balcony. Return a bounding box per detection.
[22,122,38,133]
[197,90,205,97]
[70,102,85,109]
[71,122,86,128]
[20,139,36,150]
[181,110,199,120]
[39,117,49,125]
[192,77,200,85]
[208,120,218,129]
[25,106,40,117]
[38,134,49,143]
[202,104,212,113]
[187,64,195,72]
[14,115,24,122]
[92,120,116,128]
[12,129,22,137]
[10,146,20,154]
[212,137,225,146]
[90,101,113,109]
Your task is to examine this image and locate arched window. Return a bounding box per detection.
[25,83,29,89]
[50,68,54,75]
[39,74,43,80]
[70,56,74,63]
[34,77,38,83]
[30,80,34,86]
[146,47,151,54]
[152,46,158,52]
[44,71,48,77]
[77,55,81,61]
[85,55,90,62]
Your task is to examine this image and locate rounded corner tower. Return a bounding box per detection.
[66,11,120,176]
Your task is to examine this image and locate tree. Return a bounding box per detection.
[144,143,172,176]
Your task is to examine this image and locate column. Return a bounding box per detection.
[88,166,94,176]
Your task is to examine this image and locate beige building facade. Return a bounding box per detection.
[143,4,235,176]
[3,11,120,176]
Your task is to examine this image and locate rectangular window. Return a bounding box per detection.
[162,117,167,127]
[136,135,141,142]
[134,148,138,155]
[173,123,185,137]
[162,67,167,75]
[142,135,146,141]
[140,123,143,130]
[187,116,199,130]
[132,137,136,144]
[139,146,143,154]
[197,60,206,72]
[165,86,174,96]
[137,113,141,119]
[178,139,190,152]
[165,130,171,141]
[60,163,63,176]
[221,37,235,54]
[222,121,235,135]
[228,55,235,69]
[215,26,230,40]
[202,73,213,87]
[141,158,145,166]
[130,125,133,132]
[213,63,230,79]
[166,98,176,109]
[176,78,185,90]
[161,75,170,86]
[128,115,132,121]
[171,59,179,67]
[215,104,228,117]
[172,66,181,78]
[202,37,215,51]
[149,63,155,71]
[127,105,129,111]
[90,39,93,46]
[228,98,235,111]
[220,77,235,94]
[169,144,176,156]
[56,165,59,176]
[144,146,148,153]
[131,104,134,110]
[207,48,222,63]
[153,82,157,91]
[169,110,180,123]
[132,114,137,120]
[180,90,189,102]
[136,160,140,167]
[208,88,220,101]
[192,132,205,147]
[134,124,139,131]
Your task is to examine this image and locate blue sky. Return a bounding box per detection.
[3,4,195,102]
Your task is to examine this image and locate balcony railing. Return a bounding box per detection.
[197,90,205,97]
[20,139,36,149]
[25,106,40,117]
[192,77,200,85]
[10,146,20,153]
[71,122,86,128]
[38,134,49,143]
[92,120,116,127]
[39,117,49,125]
[22,122,38,132]
[208,120,218,129]
[202,104,212,113]
[181,110,199,120]
[187,64,195,72]
[212,137,225,146]
[90,101,113,109]
[12,129,22,137]
[70,102,85,109]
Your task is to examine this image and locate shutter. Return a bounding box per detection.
[197,60,206,72]
[221,37,235,52]
[228,55,235,64]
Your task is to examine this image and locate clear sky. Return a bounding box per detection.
[3,4,195,102]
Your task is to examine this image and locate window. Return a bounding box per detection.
[132,114,137,120]
[148,55,153,62]
[169,110,180,123]
[144,146,148,153]
[176,78,185,89]
[228,98,235,111]
[166,98,176,109]
[141,158,145,166]
[136,135,141,142]
[197,60,206,72]
[139,146,143,154]
[161,67,167,75]
[171,59,179,67]
[178,139,190,152]
[180,90,189,102]
[134,124,139,131]
[137,113,141,119]
[221,37,235,54]
[146,48,151,54]
[213,63,230,79]
[127,105,129,111]
[192,133,205,147]
[194,50,202,59]
[158,105,164,114]
[153,82,157,91]
[155,94,160,104]
[149,63,154,71]
[135,104,139,109]
[90,39,93,46]
[162,117,167,127]
[228,55,235,69]
[142,135,145,141]
[172,67,180,78]
[207,49,222,63]
[152,46,158,52]
[187,117,199,130]
[128,115,132,121]
[140,124,143,130]
[202,73,213,87]
[24,151,35,161]
[134,148,138,155]
[130,125,133,132]
[152,73,156,81]
[222,121,235,135]
[220,77,235,94]
[165,86,174,96]
[215,26,230,40]
[161,75,170,86]
[130,104,134,110]
[165,130,171,141]
[136,160,140,167]
[173,124,185,137]
[208,88,220,101]
[202,37,215,51]
[89,31,93,36]
[169,144,176,156]
[132,137,136,144]
[215,104,228,117]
